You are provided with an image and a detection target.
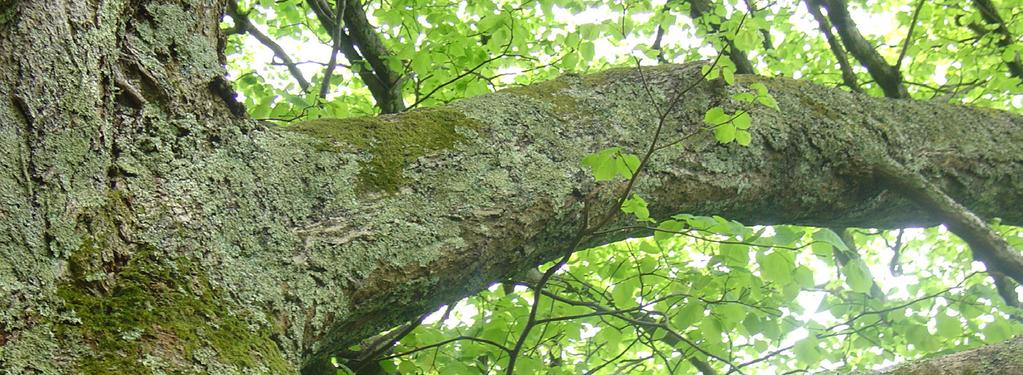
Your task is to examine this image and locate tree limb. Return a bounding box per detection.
[305,0,405,112]
[226,0,311,91]
[874,159,1023,287]
[817,0,908,98]
[689,0,756,74]
[971,0,1023,82]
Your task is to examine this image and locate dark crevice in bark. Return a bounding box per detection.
[209,76,248,117]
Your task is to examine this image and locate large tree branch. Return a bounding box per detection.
[7,1,1023,373]
[874,335,1023,374]
[261,64,1023,369]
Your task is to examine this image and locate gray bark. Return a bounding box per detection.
[1,0,1022,374]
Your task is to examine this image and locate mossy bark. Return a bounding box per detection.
[2,1,1023,374]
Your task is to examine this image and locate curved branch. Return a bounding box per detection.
[874,159,1023,286]
[305,0,405,113]
[971,0,1023,82]
[804,0,861,92]
[226,0,311,91]
[690,0,756,74]
[817,0,908,98]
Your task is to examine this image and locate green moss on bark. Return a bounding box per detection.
[288,108,483,193]
[57,239,290,374]
[0,0,17,26]
[501,77,580,115]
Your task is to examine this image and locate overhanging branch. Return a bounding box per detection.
[874,159,1023,286]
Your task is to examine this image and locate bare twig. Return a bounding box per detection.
[318,0,346,99]
[894,0,926,73]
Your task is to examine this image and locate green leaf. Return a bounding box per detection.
[639,240,660,254]
[758,95,779,110]
[702,64,720,80]
[477,14,505,33]
[751,82,769,96]
[735,130,752,146]
[812,229,849,252]
[714,123,737,144]
[758,251,794,285]
[842,259,874,293]
[411,53,431,73]
[581,148,619,181]
[672,301,706,329]
[397,360,417,374]
[936,314,963,339]
[621,194,650,221]
[250,100,272,118]
[734,29,757,51]
[983,319,1017,342]
[715,303,747,329]
[580,41,595,61]
[772,226,804,245]
[1002,48,1019,63]
[616,153,641,178]
[612,280,637,308]
[733,112,751,129]
[810,241,833,258]
[720,242,750,267]
[562,51,580,70]
[700,317,723,344]
[793,336,822,365]
[905,323,930,348]
[655,220,685,241]
[703,106,729,125]
[793,266,815,288]
[732,92,756,102]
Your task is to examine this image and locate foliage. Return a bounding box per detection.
[223,0,1023,373]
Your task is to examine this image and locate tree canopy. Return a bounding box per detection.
[218,0,1023,374]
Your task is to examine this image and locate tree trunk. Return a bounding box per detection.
[1,1,1022,374]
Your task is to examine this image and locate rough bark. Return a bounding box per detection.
[1,0,1023,374]
[874,335,1023,374]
